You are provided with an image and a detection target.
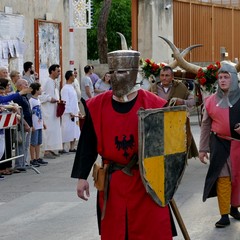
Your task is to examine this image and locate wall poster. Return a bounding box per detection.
[0,13,25,71]
[34,19,62,86]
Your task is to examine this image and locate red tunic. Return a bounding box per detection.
[206,95,240,206]
[87,89,173,239]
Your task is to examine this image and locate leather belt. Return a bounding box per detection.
[213,131,240,142]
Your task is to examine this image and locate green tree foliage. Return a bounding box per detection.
[87,0,131,60]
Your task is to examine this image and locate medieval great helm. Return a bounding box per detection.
[108,50,140,98]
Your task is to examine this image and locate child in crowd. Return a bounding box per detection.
[29,82,48,167]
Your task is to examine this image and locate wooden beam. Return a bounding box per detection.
[131,0,138,50]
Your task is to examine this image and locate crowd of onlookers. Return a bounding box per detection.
[0,62,111,180]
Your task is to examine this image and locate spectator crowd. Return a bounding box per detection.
[0,63,106,180]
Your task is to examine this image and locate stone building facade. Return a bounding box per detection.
[0,0,88,82]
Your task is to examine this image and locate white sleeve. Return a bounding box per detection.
[61,87,71,113]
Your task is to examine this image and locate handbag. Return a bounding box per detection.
[56,100,66,117]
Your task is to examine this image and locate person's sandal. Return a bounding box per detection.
[1,169,12,175]
[44,152,56,159]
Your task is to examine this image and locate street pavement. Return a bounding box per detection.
[0,121,240,240]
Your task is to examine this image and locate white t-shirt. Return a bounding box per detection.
[29,97,43,130]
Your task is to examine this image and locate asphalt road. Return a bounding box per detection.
[0,123,240,240]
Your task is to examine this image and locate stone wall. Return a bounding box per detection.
[138,0,174,63]
[0,0,87,80]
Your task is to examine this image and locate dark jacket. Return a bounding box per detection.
[13,92,32,127]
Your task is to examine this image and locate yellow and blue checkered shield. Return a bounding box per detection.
[138,106,187,207]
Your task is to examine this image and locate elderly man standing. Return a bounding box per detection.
[151,65,198,159]
[151,65,195,107]
[40,64,62,159]
[13,79,33,170]
[0,67,9,79]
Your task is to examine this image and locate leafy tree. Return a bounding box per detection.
[87,0,131,62]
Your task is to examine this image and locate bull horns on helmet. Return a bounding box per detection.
[159,36,201,74]
[117,32,128,50]
[168,44,203,69]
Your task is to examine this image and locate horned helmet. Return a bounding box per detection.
[107,32,140,98]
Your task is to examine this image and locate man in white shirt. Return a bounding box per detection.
[61,70,80,152]
[39,64,62,159]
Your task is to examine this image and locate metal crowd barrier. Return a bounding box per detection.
[0,107,40,174]
[0,108,24,166]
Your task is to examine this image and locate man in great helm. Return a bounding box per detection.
[71,49,175,239]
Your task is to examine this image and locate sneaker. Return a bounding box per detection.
[59,149,68,154]
[69,149,77,153]
[0,175,4,180]
[30,159,41,167]
[37,158,48,165]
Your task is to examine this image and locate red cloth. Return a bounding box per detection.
[88,90,172,239]
[205,95,230,136]
[56,101,65,117]
[79,118,85,131]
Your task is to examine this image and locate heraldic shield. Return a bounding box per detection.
[138,106,187,207]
